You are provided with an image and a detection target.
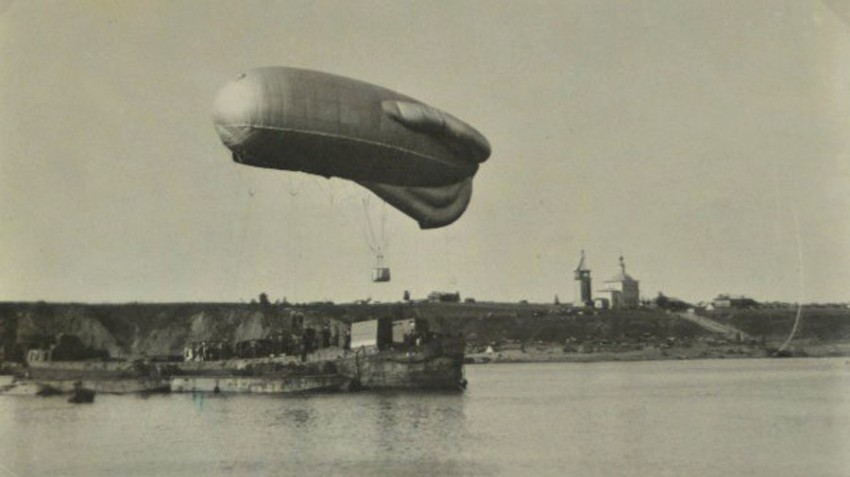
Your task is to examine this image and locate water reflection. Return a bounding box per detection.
[280,406,313,428]
[191,391,204,410]
[368,392,470,463]
[2,359,847,477]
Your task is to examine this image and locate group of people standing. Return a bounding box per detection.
[182,321,352,362]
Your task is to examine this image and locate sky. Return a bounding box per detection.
[1,0,849,305]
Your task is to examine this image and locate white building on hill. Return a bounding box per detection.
[596,256,640,309]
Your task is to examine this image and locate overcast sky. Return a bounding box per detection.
[1,0,848,304]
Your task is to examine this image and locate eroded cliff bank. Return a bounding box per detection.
[1,301,848,364]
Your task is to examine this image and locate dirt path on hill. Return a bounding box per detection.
[674,311,752,341]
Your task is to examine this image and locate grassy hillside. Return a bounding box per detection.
[1,301,848,362]
[705,306,850,343]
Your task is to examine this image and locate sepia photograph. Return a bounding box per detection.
[1,1,849,475]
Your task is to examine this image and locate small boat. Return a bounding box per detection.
[68,381,95,404]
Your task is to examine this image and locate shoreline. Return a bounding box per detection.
[464,341,850,365]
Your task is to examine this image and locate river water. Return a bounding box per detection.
[1,358,848,477]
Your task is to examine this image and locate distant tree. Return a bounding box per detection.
[403,290,411,301]
[654,292,691,311]
[259,293,270,306]
[554,294,560,305]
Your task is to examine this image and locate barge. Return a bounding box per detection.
[3,314,467,396]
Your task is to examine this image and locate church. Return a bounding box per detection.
[595,256,640,309]
[573,252,641,309]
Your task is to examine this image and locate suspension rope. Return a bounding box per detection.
[362,196,380,254]
[776,206,805,354]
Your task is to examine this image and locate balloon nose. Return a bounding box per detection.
[214,122,253,149]
[213,73,260,148]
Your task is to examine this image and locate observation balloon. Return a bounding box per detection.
[213,67,490,229]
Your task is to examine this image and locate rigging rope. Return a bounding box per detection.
[776,207,805,354]
[231,166,257,293]
[362,195,389,256]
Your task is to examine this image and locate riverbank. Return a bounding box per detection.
[465,340,850,364]
[2,301,848,366]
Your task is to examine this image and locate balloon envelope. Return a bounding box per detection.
[213,67,490,229]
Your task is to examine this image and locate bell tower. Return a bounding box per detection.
[574,250,592,307]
